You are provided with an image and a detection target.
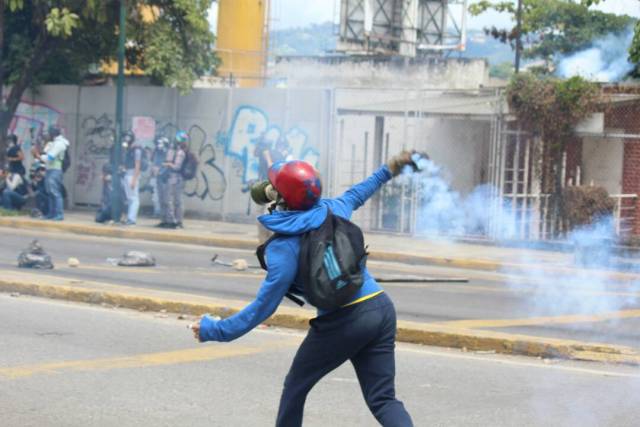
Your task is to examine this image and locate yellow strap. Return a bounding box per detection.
[342,290,384,308]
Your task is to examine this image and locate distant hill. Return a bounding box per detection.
[270,22,337,57]
[270,24,514,66]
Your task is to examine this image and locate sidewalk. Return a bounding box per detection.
[1,211,640,280]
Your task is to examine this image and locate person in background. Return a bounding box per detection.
[159,131,187,229]
[121,131,143,226]
[107,138,126,222]
[151,136,169,218]
[95,163,114,223]
[0,167,7,199]
[275,137,293,162]
[28,161,48,218]
[6,134,26,176]
[255,133,285,182]
[40,126,69,220]
[254,133,287,243]
[2,169,29,210]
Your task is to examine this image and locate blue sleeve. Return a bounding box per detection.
[328,165,392,218]
[199,238,296,342]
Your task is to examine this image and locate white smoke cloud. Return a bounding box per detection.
[398,158,518,240]
[404,160,639,331]
[557,28,635,82]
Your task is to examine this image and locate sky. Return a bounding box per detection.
[209,0,640,32]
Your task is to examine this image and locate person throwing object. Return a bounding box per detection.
[191,151,420,426]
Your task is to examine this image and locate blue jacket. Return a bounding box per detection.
[199,165,393,342]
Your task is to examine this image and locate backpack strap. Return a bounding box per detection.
[256,233,280,270]
[256,233,305,307]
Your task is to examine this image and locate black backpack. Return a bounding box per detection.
[126,146,149,172]
[257,209,368,310]
[62,148,71,173]
[181,150,198,180]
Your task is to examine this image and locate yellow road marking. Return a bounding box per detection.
[0,340,295,380]
[400,347,640,378]
[437,309,640,329]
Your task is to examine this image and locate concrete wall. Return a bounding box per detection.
[10,85,331,222]
[12,84,493,232]
[271,57,490,90]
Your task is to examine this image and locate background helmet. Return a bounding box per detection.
[48,126,61,138]
[155,136,170,149]
[175,130,189,144]
[122,130,135,142]
[268,160,322,211]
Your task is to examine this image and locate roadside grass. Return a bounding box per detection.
[0,208,26,217]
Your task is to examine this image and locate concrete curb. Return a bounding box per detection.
[3,216,640,283]
[2,275,639,365]
[0,217,258,250]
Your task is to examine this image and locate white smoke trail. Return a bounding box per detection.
[399,158,517,239]
[556,27,635,82]
[403,158,639,338]
[509,217,639,319]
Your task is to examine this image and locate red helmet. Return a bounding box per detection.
[268,160,322,211]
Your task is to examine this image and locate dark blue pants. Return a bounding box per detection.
[2,190,26,210]
[36,191,49,217]
[276,292,413,427]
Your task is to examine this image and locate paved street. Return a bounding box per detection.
[2,294,640,427]
[2,227,640,348]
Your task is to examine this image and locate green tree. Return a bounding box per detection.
[469,0,633,66]
[506,73,600,235]
[490,61,515,80]
[582,0,640,64]
[0,0,218,160]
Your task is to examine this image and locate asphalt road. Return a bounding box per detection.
[1,227,640,347]
[2,295,640,427]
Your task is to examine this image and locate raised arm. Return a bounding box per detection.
[334,165,393,213]
[332,151,417,214]
[198,238,297,342]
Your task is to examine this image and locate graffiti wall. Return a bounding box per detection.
[219,105,320,185]
[20,86,331,219]
[7,99,64,170]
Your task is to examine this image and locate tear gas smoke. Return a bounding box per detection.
[510,217,637,321]
[404,158,637,329]
[557,27,635,82]
[398,158,517,239]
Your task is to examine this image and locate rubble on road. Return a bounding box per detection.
[232,259,248,271]
[375,275,468,283]
[211,254,259,270]
[18,240,54,269]
[116,251,156,267]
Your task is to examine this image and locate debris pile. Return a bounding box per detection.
[211,254,257,271]
[116,251,156,267]
[18,240,54,269]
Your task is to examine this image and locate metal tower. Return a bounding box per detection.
[337,0,467,57]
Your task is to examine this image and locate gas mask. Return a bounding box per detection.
[250,180,279,206]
